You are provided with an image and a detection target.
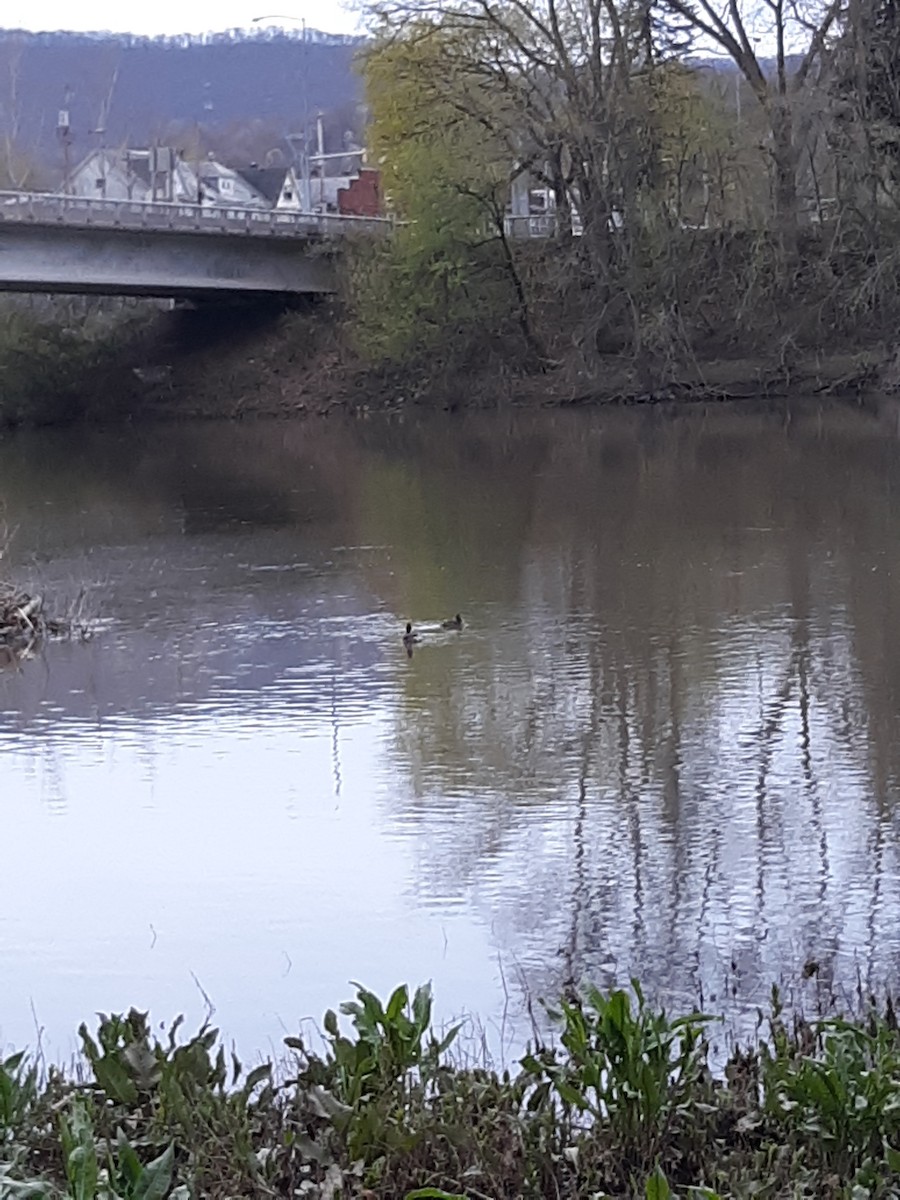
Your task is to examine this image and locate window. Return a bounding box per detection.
[283,189,293,201]
[220,178,233,194]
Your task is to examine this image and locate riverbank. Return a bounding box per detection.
[0,290,892,431]
[0,297,171,428]
[107,300,890,423]
[2,980,900,1199]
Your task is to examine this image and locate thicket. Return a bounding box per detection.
[4,981,900,1198]
[0,299,157,428]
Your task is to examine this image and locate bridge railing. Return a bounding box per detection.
[504,212,587,238]
[504,213,559,239]
[0,190,394,239]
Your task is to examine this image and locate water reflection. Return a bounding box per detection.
[2,403,900,1057]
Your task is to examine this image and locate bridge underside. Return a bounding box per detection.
[0,222,337,298]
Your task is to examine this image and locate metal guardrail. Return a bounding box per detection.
[0,190,394,239]
[504,212,585,238]
[504,214,558,239]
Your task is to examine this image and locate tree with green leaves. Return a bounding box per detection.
[360,0,741,364]
[354,24,543,370]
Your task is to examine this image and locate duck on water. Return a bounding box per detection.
[402,622,419,648]
[402,615,463,650]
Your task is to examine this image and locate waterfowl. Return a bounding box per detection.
[441,613,463,630]
[402,621,419,647]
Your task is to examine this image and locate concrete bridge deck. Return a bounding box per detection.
[0,190,392,298]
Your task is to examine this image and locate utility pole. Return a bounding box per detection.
[300,19,310,211]
[252,14,312,211]
[57,104,72,195]
[316,111,325,210]
[91,127,106,197]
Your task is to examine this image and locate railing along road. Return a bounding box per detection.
[0,190,393,239]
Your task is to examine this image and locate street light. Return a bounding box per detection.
[252,13,311,212]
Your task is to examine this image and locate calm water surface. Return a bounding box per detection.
[3,401,900,1059]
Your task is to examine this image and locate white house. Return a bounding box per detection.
[68,147,200,204]
[67,148,327,213]
[194,157,265,208]
[68,149,142,201]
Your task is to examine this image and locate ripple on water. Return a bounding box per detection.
[2,406,900,1058]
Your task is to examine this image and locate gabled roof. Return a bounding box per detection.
[197,158,234,180]
[236,166,291,204]
[71,148,123,178]
[72,147,185,188]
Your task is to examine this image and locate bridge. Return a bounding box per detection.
[0,191,392,299]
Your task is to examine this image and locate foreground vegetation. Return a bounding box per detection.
[4,981,900,1198]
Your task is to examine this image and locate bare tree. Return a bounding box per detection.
[367,0,659,304]
[0,38,38,189]
[658,0,846,239]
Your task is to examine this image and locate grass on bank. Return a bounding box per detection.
[4,980,900,1199]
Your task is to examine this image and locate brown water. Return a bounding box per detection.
[3,400,900,1060]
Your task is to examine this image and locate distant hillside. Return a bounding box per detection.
[0,31,797,190]
[0,29,366,183]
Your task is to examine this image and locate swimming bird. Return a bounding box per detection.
[402,622,419,647]
[441,613,463,630]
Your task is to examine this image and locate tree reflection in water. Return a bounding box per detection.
[2,402,900,1048]
[369,404,900,1029]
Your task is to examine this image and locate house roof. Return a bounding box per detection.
[236,166,290,204]
[197,158,234,180]
[71,148,121,179]
[72,147,195,187]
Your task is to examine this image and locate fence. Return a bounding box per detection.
[0,191,393,239]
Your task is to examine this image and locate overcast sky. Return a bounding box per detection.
[1,0,364,38]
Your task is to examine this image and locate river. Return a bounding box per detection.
[2,400,900,1061]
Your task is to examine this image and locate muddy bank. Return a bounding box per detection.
[0,296,892,430]
[523,350,885,407]
[119,301,887,419]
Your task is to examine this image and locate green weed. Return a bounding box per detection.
[0,1051,38,1141]
[762,1006,900,1191]
[521,980,715,1188]
[4,980,900,1199]
[284,982,460,1167]
[58,1099,98,1200]
[106,1132,175,1200]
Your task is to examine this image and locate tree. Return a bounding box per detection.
[658,0,846,240]
[367,0,652,291]
[356,24,542,367]
[0,39,42,190]
[632,61,738,228]
[828,0,900,212]
[865,0,900,129]
[363,0,742,364]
